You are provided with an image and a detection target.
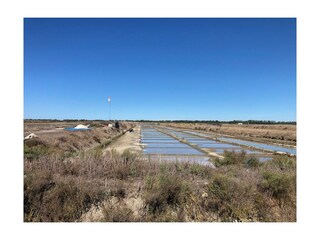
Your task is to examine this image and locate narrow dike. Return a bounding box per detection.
[88,127,135,153]
[162,126,294,157]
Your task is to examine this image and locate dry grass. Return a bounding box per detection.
[24,121,135,160]
[24,148,296,222]
[23,120,295,222]
[24,120,133,134]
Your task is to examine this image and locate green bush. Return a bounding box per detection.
[267,156,296,171]
[207,174,235,203]
[206,173,265,222]
[24,175,105,222]
[189,163,212,177]
[145,174,190,214]
[213,150,247,166]
[246,157,261,168]
[260,171,295,202]
[24,142,52,160]
[121,149,137,165]
[86,147,103,159]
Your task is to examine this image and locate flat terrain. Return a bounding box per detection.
[23,120,296,222]
[24,120,136,159]
[104,125,142,155]
[24,120,112,135]
[161,123,296,146]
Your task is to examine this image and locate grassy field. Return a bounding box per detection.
[24,121,296,222]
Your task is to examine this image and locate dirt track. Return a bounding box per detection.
[104,125,142,154]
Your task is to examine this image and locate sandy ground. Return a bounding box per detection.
[82,125,143,221]
[104,125,142,155]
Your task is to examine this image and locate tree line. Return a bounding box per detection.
[24,119,296,125]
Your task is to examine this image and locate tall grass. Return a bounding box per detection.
[24,148,296,222]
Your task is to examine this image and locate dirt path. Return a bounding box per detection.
[104,125,142,155]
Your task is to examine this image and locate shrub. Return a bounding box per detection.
[58,136,67,142]
[213,150,247,166]
[225,150,247,164]
[246,157,261,168]
[24,170,105,222]
[24,138,45,148]
[92,136,101,143]
[267,156,296,171]
[45,181,104,222]
[86,147,103,159]
[207,174,232,199]
[189,163,212,177]
[259,171,295,203]
[24,171,55,221]
[24,139,52,160]
[121,149,137,165]
[102,204,134,222]
[145,174,190,214]
[109,181,126,199]
[206,173,263,222]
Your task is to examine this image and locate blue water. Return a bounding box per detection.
[180,130,296,155]
[143,147,204,155]
[219,137,296,155]
[198,143,242,148]
[184,131,210,137]
[257,157,273,162]
[142,139,180,143]
[64,127,91,131]
[141,125,277,163]
[141,126,205,156]
[212,148,262,154]
[148,155,213,166]
[145,143,191,148]
[184,138,215,142]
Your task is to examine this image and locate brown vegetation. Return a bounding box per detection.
[23,120,296,222]
[24,148,296,222]
[24,120,133,135]
[24,121,135,160]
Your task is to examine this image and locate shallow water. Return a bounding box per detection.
[142,139,180,143]
[64,127,91,131]
[141,125,276,163]
[147,155,213,166]
[212,148,262,154]
[183,138,216,142]
[256,156,273,161]
[184,131,210,137]
[145,143,192,148]
[180,130,296,155]
[161,127,277,161]
[219,137,296,155]
[141,126,206,161]
[143,147,205,155]
[189,142,242,149]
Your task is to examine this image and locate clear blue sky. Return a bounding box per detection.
[24,18,296,121]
